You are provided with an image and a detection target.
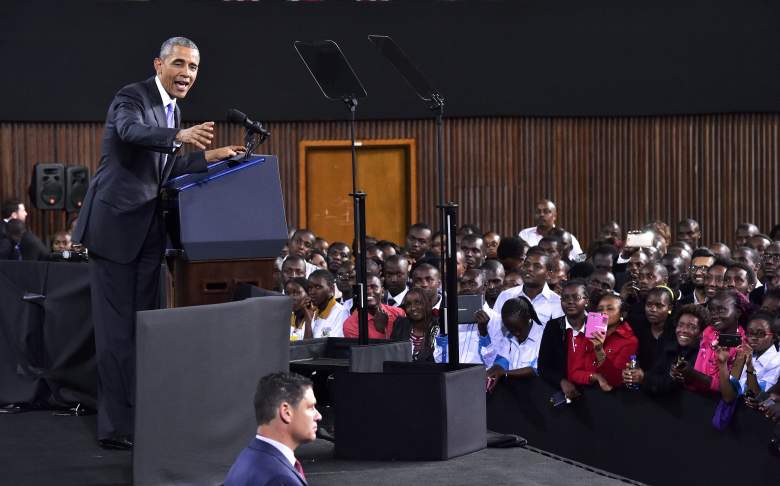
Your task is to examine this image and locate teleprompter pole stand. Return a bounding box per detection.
[294,40,370,344]
[366,35,458,361]
[442,202,459,365]
[432,95,460,364]
[346,96,369,345]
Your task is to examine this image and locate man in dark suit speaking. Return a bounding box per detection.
[73,36,244,449]
[225,372,321,486]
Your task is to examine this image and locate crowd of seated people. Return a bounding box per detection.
[274,198,780,427]
[5,191,779,425]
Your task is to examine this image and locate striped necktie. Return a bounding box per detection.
[294,459,306,480]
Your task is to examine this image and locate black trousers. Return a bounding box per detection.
[89,214,164,440]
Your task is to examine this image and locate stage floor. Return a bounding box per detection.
[2,411,642,486]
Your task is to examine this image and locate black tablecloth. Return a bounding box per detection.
[0,261,95,408]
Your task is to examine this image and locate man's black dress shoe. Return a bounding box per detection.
[99,436,134,450]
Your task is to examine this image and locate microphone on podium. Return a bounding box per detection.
[226,108,271,138]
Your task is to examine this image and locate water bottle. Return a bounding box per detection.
[625,355,640,391]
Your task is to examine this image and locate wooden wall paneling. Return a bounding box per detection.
[2,115,779,252]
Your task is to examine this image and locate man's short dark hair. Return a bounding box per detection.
[591,244,619,261]
[385,254,409,268]
[569,261,595,279]
[727,261,757,286]
[282,255,305,269]
[254,372,313,426]
[480,259,504,273]
[290,228,315,242]
[460,233,483,246]
[497,236,528,260]
[408,223,432,234]
[459,223,482,235]
[525,246,548,262]
[691,248,716,259]
[412,262,439,278]
[1,198,22,219]
[309,269,335,286]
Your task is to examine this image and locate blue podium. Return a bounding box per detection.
[162,155,288,306]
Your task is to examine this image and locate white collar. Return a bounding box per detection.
[508,322,542,345]
[154,75,177,109]
[565,315,586,335]
[256,434,296,467]
[755,344,779,367]
[521,283,556,302]
[389,286,409,302]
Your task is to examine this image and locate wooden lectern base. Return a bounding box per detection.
[165,257,277,307]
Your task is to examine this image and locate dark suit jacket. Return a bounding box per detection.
[73,76,207,264]
[0,221,48,260]
[537,316,568,388]
[224,437,306,486]
[749,286,765,306]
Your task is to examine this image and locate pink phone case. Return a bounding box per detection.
[585,312,608,338]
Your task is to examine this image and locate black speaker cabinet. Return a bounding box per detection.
[30,163,65,210]
[65,166,90,212]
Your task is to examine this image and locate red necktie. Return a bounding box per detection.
[294,459,306,480]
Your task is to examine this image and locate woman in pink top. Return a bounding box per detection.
[692,289,748,392]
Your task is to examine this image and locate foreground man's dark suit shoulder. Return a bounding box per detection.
[225,438,307,486]
[73,76,206,263]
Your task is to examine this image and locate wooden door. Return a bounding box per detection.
[299,139,417,246]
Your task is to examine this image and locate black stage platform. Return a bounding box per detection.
[2,411,641,486]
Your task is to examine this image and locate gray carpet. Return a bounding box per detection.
[299,440,641,486]
[1,411,642,486]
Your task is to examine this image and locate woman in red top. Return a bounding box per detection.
[568,293,639,391]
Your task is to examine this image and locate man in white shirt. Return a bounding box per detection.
[490,247,564,329]
[485,297,545,379]
[224,372,319,485]
[434,268,498,366]
[518,199,583,259]
[307,270,349,338]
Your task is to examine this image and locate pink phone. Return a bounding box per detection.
[585,312,608,338]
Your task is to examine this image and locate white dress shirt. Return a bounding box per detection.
[387,286,409,307]
[490,283,564,331]
[518,226,583,258]
[256,434,295,467]
[154,76,179,174]
[434,303,498,366]
[739,344,780,392]
[487,322,545,372]
[311,299,349,338]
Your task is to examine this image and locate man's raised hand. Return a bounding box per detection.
[176,121,215,150]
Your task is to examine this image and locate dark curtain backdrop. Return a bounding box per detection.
[1,0,779,122]
[3,114,779,248]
